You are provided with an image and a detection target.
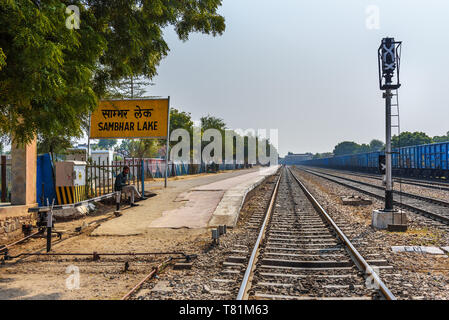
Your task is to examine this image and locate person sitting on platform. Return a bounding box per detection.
[114,165,145,207]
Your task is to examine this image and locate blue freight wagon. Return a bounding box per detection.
[300,141,449,179]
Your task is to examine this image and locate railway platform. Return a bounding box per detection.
[92,166,278,236]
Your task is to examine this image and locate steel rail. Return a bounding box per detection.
[0,231,42,253]
[237,170,282,300]
[4,251,194,260]
[121,257,173,300]
[3,199,144,262]
[303,167,449,208]
[305,166,449,190]
[298,167,449,225]
[287,167,396,300]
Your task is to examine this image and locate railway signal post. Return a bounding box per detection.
[372,37,407,231]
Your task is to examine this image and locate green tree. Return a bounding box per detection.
[37,132,73,161]
[200,115,226,161]
[168,108,194,153]
[97,139,117,150]
[171,108,194,133]
[107,76,152,99]
[0,48,5,70]
[116,139,160,158]
[369,139,384,151]
[358,143,370,153]
[432,131,449,143]
[0,0,226,144]
[201,115,226,132]
[313,152,333,159]
[333,141,360,156]
[0,1,105,145]
[392,131,432,148]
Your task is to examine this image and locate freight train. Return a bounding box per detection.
[300,141,449,179]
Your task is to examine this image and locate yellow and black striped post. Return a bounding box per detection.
[56,186,87,205]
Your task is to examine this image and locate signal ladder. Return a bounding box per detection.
[390,90,404,207]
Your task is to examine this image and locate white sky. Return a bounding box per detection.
[73,1,449,157]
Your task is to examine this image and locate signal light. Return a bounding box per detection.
[378,37,402,90]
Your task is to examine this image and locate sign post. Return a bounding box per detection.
[165,97,171,188]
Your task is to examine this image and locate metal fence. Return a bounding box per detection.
[87,158,145,198]
[1,153,252,204]
[85,158,252,199]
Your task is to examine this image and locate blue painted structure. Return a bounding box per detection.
[300,141,449,178]
[36,153,57,206]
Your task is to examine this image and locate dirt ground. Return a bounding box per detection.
[0,169,258,300]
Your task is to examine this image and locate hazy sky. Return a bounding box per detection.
[142,0,449,157]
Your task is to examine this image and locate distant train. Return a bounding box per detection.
[300,141,449,179]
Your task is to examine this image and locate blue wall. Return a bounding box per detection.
[36,153,57,206]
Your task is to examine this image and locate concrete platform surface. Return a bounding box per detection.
[91,167,277,236]
[150,166,278,229]
[208,166,279,227]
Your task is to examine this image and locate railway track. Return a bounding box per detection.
[309,168,449,192]
[296,167,449,226]
[236,166,395,300]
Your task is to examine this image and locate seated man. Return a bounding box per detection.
[114,165,143,207]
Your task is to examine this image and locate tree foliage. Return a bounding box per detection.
[201,115,226,132]
[0,0,225,144]
[96,139,117,150]
[0,1,104,144]
[37,131,73,160]
[107,76,152,99]
[369,139,384,151]
[333,141,360,156]
[432,131,449,143]
[116,139,159,158]
[171,108,194,133]
[313,152,333,159]
[332,139,385,156]
[0,47,5,71]
[315,132,447,158]
[392,131,432,148]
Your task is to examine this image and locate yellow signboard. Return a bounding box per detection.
[90,98,169,139]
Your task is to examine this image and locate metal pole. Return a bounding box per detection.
[87,112,91,160]
[141,159,145,195]
[46,200,54,252]
[102,160,105,196]
[164,97,171,188]
[385,89,394,211]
